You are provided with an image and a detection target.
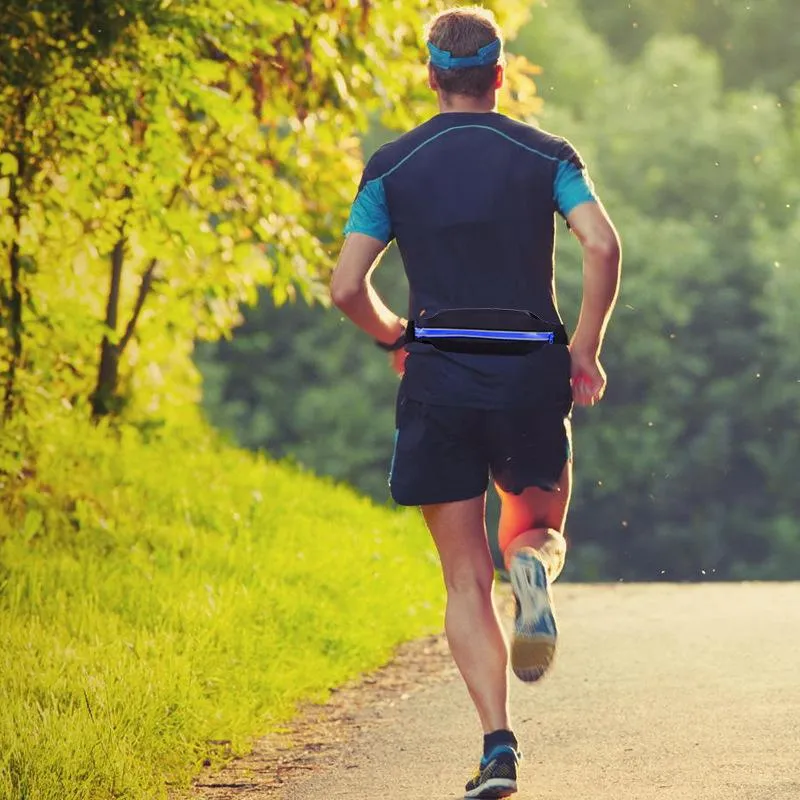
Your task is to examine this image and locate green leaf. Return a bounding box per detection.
[22,509,43,541]
[0,153,18,176]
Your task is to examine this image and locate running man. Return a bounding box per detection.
[330,7,620,798]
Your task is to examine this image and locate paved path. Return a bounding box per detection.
[277,583,800,800]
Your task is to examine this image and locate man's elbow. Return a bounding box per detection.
[329,276,363,310]
[584,228,621,263]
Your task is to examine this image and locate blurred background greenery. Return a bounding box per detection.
[1,2,798,797]
[2,0,799,583]
[199,0,800,581]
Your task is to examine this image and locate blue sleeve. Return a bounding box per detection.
[554,144,597,218]
[344,174,393,243]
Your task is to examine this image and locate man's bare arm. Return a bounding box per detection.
[329,233,406,345]
[565,201,621,405]
[567,200,621,354]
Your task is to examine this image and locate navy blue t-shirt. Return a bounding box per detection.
[344,111,597,410]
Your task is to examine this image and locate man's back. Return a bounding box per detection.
[347,111,594,408]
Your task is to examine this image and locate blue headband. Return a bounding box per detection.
[427,37,501,70]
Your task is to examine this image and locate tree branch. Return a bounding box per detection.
[116,256,158,356]
[114,122,218,357]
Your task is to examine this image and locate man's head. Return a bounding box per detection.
[425,6,505,103]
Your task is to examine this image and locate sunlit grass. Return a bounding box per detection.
[0,412,443,799]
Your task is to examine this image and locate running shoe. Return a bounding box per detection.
[464,744,520,798]
[509,547,557,682]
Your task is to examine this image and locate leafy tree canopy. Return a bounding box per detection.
[0,0,538,423]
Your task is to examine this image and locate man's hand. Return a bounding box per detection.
[569,345,606,406]
[565,201,621,404]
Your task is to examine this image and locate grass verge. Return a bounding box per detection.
[0,411,443,799]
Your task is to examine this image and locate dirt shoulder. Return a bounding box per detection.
[192,632,456,798]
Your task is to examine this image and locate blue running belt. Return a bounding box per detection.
[414,326,555,344]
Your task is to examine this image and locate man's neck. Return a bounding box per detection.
[438,93,497,114]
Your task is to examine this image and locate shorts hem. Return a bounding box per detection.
[390,484,487,508]
[493,454,569,496]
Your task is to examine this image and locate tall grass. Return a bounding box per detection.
[0,411,443,799]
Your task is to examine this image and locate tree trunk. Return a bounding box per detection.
[90,236,126,419]
[2,93,32,423]
[3,234,23,423]
[90,131,197,420]
[3,159,26,422]
[91,235,159,419]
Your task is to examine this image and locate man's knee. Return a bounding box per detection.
[442,559,495,596]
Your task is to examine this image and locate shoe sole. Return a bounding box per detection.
[464,777,518,798]
[509,552,557,682]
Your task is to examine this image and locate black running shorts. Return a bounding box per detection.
[389,390,573,507]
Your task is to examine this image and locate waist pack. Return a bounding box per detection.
[407,308,568,355]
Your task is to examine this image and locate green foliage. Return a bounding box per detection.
[507,8,800,580]
[201,2,800,581]
[0,0,539,421]
[573,0,800,97]
[198,298,402,499]
[0,408,442,799]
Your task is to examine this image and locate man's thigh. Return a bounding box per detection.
[487,405,572,495]
[389,394,488,507]
[495,462,572,553]
[485,406,573,548]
